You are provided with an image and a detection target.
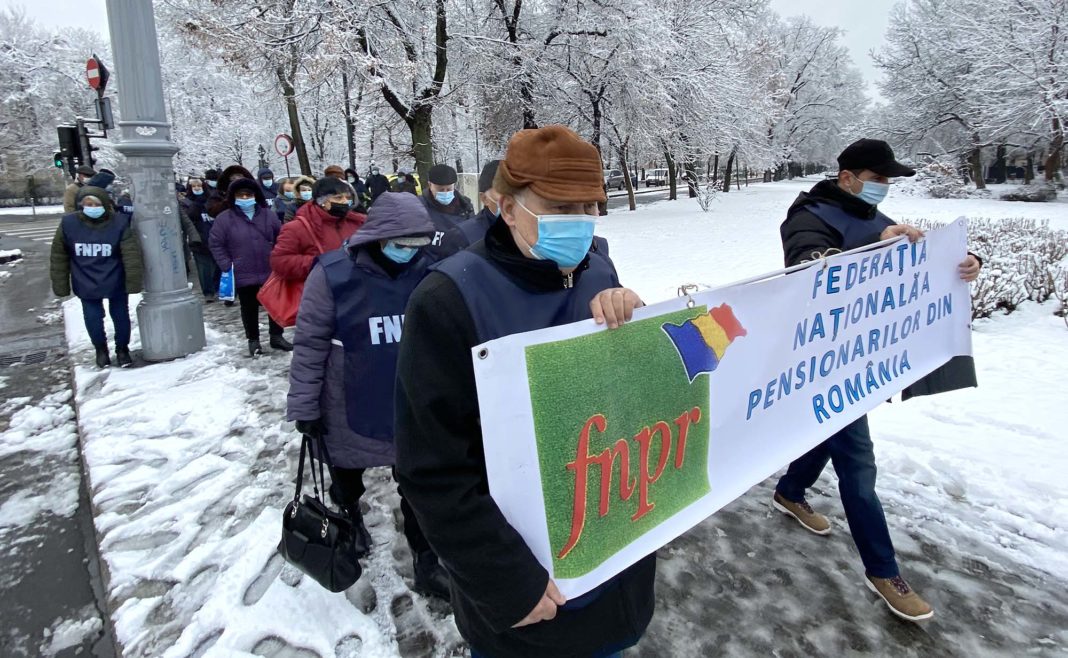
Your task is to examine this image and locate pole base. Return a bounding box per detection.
[136,288,207,362]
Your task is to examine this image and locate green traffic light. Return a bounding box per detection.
[53,151,63,168]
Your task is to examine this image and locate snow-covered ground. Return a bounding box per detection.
[0,205,63,216]
[56,177,1066,657]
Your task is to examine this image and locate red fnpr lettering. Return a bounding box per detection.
[559,414,606,559]
[673,407,702,469]
[596,439,636,518]
[631,421,672,521]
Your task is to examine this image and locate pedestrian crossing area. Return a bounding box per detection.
[0,219,61,245]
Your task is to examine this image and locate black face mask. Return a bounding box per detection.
[327,203,350,219]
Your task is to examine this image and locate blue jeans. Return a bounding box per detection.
[81,295,131,349]
[192,251,220,297]
[775,415,899,578]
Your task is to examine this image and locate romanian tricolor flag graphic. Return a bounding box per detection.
[661,304,748,382]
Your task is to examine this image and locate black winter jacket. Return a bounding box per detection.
[394,219,656,657]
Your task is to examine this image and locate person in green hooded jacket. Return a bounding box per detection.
[50,186,144,368]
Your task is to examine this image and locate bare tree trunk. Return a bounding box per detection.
[1045,117,1064,183]
[712,153,720,184]
[664,150,678,201]
[342,72,357,171]
[619,144,636,212]
[410,106,435,185]
[970,143,986,190]
[277,66,311,175]
[722,146,737,193]
[1025,152,1035,184]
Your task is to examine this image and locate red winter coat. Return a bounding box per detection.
[270,202,366,282]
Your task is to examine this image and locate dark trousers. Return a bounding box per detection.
[81,295,131,349]
[331,466,432,556]
[775,415,899,578]
[192,251,221,297]
[236,284,282,341]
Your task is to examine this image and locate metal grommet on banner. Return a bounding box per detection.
[677,284,698,309]
[477,348,489,360]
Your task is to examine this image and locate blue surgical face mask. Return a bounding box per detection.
[207,180,217,188]
[435,190,455,205]
[82,206,106,219]
[262,178,274,188]
[235,197,257,209]
[382,241,419,264]
[284,191,295,199]
[191,188,203,196]
[299,190,313,201]
[853,180,889,206]
[514,198,596,268]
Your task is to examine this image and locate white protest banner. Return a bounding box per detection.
[472,220,973,598]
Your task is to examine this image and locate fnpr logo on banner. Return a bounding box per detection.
[525,305,746,577]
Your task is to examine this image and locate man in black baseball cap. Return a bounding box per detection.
[437,160,501,258]
[421,163,473,257]
[770,138,982,624]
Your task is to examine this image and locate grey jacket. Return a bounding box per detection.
[285,191,435,468]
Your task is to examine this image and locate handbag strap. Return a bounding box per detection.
[297,215,326,255]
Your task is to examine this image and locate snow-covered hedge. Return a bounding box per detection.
[913,218,1068,321]
[895,159,990,199]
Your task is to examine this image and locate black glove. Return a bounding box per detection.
[295,418,326,439]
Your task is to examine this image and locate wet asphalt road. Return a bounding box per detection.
[0,214,116,658]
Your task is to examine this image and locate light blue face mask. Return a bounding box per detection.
[191,188,203,196]
[235,197,257,218]
[82,206,106,219]
[854,180,889,206]
[283,191,295,200]
[435,190,455,205]
[514,198,596,268]
[299,190,313,201]
[262,178,274,188]
[382,241,419,264]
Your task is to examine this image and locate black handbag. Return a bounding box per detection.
[277,433,362,592]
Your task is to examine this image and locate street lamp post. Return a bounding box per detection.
[105,0,205,361]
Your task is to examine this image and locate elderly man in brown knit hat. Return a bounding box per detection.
[395,125,652,658]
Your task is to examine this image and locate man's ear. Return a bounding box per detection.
[499,195,518,227]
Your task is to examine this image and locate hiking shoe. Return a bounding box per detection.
[772,491,831,535]
[865,575,934,622]
[115,346,133,368]
[94,345,111,368]
[270,335,294,352]
[248,340,263,357]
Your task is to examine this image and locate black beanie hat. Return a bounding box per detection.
[478,160,500,193]
[429,164,458,185]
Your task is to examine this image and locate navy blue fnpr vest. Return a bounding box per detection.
[61,212,129,300]
[805,202,895,251]
[431,246,621,345]
[321,248,431,441]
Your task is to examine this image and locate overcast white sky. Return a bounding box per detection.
[18,0,891,102]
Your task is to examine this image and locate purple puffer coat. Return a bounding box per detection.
[208,206,280,288]
[286,192,435,469]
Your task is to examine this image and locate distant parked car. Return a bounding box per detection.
[603,169,625,191]
[645,168,669,187]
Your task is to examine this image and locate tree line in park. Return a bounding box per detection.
[0,0,1064,203]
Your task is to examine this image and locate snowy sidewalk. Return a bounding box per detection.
[65,297,463,658]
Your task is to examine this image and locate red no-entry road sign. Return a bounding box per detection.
[86,55,109,92]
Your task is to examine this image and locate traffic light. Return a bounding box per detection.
[53,151,64,168]
[57,125,81,163]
